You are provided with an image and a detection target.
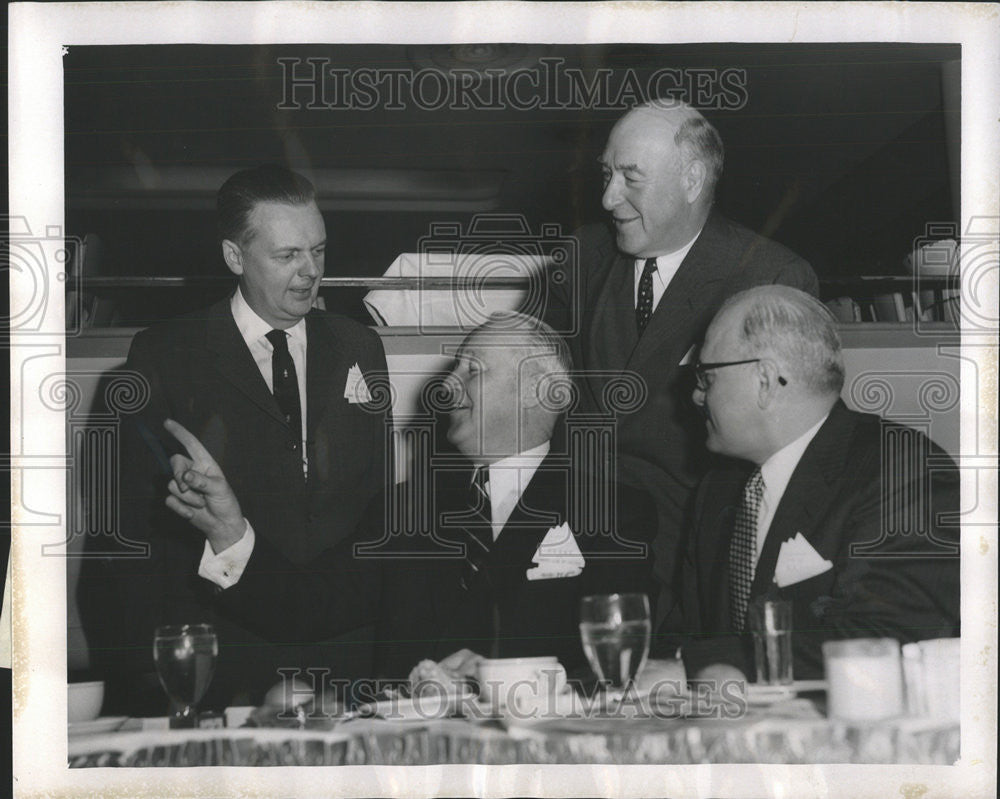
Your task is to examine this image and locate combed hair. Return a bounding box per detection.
[675,114,725,190]
[217,165,316,245]
[640,99,725,190]
[724,286,845,395]
[475,311,573,376]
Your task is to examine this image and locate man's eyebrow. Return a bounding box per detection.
[597,157,641,173]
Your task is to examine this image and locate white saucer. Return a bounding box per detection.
[68,716,128,736]
[746,680,827,706]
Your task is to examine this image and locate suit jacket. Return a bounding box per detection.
[80,296,392,709]
[217,452,659,678]
[661,401,961,679]
[545,212,818,592]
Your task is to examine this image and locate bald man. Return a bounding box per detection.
[664,286,959,679]
[544,101,818,616]
[163,313,658,681]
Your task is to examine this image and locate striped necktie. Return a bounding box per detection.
[459,467,493,590]
[729,468,764,631]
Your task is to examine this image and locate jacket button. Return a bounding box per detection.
[288,441,298,451]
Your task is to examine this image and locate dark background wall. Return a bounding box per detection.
[64,43,959,324]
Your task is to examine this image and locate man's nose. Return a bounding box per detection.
[299,252,322,277]
[441,372,465,408]
[601,174,623,211]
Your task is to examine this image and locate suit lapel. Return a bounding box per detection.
[427,468,479,625]
[304,312,345,439]
[205,297,286,426]
[750,403,855,596]
[487,458,567,580]
[697,468,749,627]
[626,211,734,373]
[585,244,638,373]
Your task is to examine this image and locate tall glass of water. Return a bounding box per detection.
[153,624,218,728]
[579,593,651,694]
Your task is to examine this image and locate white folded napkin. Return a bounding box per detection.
[773,532,832,588]
[526,523,584,581]
[344,363,372,404]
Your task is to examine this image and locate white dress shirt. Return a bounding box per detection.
[632,231,701,312]
[200,441,553,589]
[230,288,308,474]
[481,441,550,541]
[754,413,829,562]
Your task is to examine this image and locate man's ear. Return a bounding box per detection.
[683,158,708,204]
[519,366,543,411]
[756,359,783,409]
[221,239,244,276]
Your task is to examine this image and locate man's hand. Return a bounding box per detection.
[408,649,482,696]
[163,418,246,552]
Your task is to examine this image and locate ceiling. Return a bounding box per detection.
[64,42,959,322]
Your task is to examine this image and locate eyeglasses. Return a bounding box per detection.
[693,358,787,391]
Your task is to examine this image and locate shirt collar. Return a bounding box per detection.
[759,413,829,502]
[231,287,307,348]
[484,440,550,496]
[634,225,703,274]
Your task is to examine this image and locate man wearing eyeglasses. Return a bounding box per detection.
[544,100,817,618]
[658,285,959,680]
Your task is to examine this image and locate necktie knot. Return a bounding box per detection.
[641,257,658,277]
[265,328,290,353]
[470,467,490,509]
[744,468,765,502]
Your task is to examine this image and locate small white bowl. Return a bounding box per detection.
[68,680,104,723]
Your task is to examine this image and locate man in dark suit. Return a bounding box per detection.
[544,101,818,607]
[163,313,658,680]
[659,285,959,680]
[82,166,392,710]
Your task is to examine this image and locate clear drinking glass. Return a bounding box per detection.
[579,593,651,692]
[153,624,218,728]
[748,598,794,685]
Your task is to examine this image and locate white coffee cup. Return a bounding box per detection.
[477,657,567,715]
[823,638,904,721]
[68,680,105,723]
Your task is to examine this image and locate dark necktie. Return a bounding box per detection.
[265,329,302,448]
[636,257,658,334]
[729,468,765,631]
[459,467,493,590]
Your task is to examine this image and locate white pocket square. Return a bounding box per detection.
[344,363,372,404]
[678,344,696,366]
[773,532,833,588]
[526,523,585,581]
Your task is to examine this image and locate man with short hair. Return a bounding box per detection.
[163,313,658,679]
[81,166,392,710]
[545,101,818,609]
[661,286,959,679]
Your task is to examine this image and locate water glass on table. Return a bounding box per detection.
[748,598,793,685]
[579,593,651,694]
[153,624,218,728]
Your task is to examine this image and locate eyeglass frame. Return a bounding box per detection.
[693,358,787,391]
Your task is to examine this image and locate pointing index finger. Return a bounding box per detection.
[163,418,217,467]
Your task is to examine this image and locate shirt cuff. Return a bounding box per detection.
[197,520,255,589]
